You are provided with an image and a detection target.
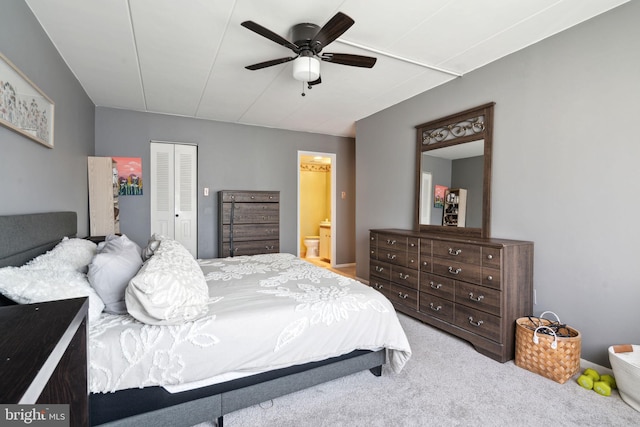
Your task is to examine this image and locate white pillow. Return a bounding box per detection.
[88,234,143,314]
[26,237,97,273]
[125,238,209,325]
[0,266,105,321]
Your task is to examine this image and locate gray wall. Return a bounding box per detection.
[356,1,640,367]
[95,108,356,262]
[0,1,95,233]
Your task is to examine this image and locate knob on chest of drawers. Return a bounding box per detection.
[468,317,484,327]
[422,261,429,266]
[486,275,493,281]
[448,266,462,275]
[487,254,493,260]
[429,303,442,311]
[469,292,484,302]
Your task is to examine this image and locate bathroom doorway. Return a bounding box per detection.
[297,151,336,267]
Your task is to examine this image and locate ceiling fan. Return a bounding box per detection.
[241,12,377,95]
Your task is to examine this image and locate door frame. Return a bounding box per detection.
[297,151,336,267]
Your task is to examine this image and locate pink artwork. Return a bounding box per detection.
[434,185,447,208]
[112,157,143,195]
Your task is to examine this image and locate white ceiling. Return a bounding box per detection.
[25,0,628,138]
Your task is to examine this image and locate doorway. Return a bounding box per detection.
[150,142,198,257]
[297,151,336,267]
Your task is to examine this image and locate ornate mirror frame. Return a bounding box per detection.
[414,102,494,238]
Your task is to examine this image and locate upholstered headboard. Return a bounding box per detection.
[0,212,77,268]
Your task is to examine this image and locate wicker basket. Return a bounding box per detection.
[515,311,581,384]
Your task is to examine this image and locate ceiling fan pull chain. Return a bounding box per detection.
[301,81,306,97]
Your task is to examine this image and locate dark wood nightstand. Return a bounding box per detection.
[0,297,89,426]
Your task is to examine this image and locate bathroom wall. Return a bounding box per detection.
[299,162,331,256]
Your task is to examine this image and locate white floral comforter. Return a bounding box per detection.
[89,253,411,393]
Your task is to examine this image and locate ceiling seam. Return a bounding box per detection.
[436,0,565,70]
[194,0,240,118]
[126,0,148,111]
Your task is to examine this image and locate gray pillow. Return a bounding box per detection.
[88,234,143,314]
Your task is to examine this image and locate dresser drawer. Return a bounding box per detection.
[433,241,481,265]
[407,237,419,256]
[378,248,406,266]
[221,240,279,256]
[455,282,501,317]
[221,192,279,203]
[369,277,391,298]
[482,247,501,269]
[391,265,419,290]
[454,305,501,342]
[482,267,501,290]
[221,223,279,241]
[432,258,482,285]
[222,203,279,224]
[420,272,454,300]
[419,254,432,272]
[419,292,454,323]
[388,283,418,311]
[370,260,391,281]
[378,233,407,251]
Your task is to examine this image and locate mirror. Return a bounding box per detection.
[414,103,494,238]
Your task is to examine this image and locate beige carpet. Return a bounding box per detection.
[196,313,639,427]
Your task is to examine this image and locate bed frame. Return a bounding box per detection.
[0,212,385,427]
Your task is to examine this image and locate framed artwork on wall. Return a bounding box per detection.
[112,157,143,195]
[0,52,54,148]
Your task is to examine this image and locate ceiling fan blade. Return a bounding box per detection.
[311,12,354,49]
[241,21,298,51]
[321,53,377,68]
[245,56,296,71]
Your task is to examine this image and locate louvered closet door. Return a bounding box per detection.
[150,142,198,257]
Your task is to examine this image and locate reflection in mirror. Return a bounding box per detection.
[414,103,494,238]
[420,140,484,227]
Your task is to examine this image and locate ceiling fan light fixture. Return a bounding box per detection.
[293,56,320,82]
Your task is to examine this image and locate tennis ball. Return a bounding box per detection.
[577,374,594,390]
[600,374,617,389]
[593,381,612,396]
[583,368,600,381]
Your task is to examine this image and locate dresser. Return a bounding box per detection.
[0,297,89,426]
[370,229,533,362]
[218,190,280,257]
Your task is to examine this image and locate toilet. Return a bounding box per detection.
[303,236,320,258]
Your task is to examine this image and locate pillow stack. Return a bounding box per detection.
[125,238,209,325]
[87,234,143,314]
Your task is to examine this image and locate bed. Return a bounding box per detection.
[0,212,411,427]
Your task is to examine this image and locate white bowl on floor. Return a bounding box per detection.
[609,344,640,412]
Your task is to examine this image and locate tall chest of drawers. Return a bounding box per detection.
[218,190,280,257]
[370,229,533,362]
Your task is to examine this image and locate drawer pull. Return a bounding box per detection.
[386,239,397,245]
[468,317,484,327]
[374,283,383,290]
[371,236,375,241]
[448,248,462,256]
[387,253,397,260]
[399,273,409,280]
[429,303,442,312]
[486,275,493,281]
[487,254,493,260]
[469,292,484,302]
[430,282,442,290]
[448,266,462,275]
[398,292,408,299]
[422,261,429,266]
[265,245,275,250]
[375,266,385,273]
